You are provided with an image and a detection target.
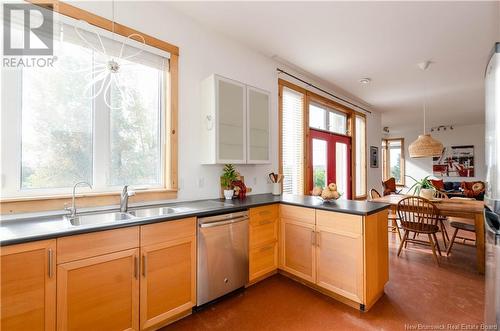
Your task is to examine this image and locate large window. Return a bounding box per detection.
[1,8,172,198]
[281,86,304,195]
[382,138,405,186]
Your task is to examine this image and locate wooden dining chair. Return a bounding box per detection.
[432,190,451,247]
[446,220,476,255]
[397,196,442,265]
[370,189,402,240]
[445,196,477,256]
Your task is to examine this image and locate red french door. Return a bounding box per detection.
[309,129,351,199]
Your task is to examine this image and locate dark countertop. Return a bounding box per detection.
[0,194,389,246]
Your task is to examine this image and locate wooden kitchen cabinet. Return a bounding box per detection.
[315,211,364,303]
[140,218,196,330]
[57,248,140,331]
[1,239,56,331]
[278,206,388,311]
[56,227,140,331]
[248,205,279,282]
[279,205,316,283]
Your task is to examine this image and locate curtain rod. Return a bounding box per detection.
[276,68,372,114]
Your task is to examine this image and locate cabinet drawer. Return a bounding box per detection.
[316,210,363,234]
[141,217,196,246]
[249,204,278,223]
[57,227,139,264]
[280,204,315,225]
[249,242,277,281]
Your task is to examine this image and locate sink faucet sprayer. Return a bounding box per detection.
[65,181,93,220]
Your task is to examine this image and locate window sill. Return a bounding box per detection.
[0,188,178,215]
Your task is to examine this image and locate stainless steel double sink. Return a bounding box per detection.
[67,206,196,226]
[66,200,233,227]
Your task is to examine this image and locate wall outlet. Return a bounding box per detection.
[198,177,205,188]
[253,177,257,185]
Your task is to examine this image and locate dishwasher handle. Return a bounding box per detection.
[199,216,248,228]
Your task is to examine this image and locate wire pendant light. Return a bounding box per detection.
[408,61,444,158]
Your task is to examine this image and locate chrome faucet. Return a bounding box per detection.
[120,185,136,212]
[65,181,92,220]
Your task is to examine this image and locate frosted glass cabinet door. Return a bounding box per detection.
[217,77,246,163]
[247,87,271,163]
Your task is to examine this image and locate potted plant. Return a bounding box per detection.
[407,175,436,200]
[221,164,238,200]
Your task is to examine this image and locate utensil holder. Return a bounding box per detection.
[272,183,281,196]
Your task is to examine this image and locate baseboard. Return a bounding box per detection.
[149,309,192,331]
[278,270,366,312]
[246,269,278,287]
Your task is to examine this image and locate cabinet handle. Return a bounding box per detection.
[259,211,271,216]
[142,255,147,277]
[311,230,316,246]
[47,249,54,278]
[316,231,321,248]
[259,219,273,226]
[134,256,139,279]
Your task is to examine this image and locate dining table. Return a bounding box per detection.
[371,194,486,274]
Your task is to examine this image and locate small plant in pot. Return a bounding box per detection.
[221,164,238,200]
[407,175,436,200]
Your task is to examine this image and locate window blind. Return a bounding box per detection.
[355,115,366,197]
[282,87,304,195]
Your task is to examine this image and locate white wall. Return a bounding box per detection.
[387,124,485,189]
[366,111,383,194]
[70,1,382,201]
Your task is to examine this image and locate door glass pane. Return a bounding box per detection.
[309,104,326,130]
[109,61,163,186]
[336,142,348,199]
[312,139,327,188]
[21,42,93,189]
[328,111,347,135]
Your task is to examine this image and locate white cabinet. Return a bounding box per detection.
[201,74,270,164]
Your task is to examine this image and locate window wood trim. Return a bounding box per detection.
[1,1,180,213]
[30,0,179,55]
[382,138,405,186]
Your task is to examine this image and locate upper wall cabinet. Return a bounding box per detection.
[201,75,271,164]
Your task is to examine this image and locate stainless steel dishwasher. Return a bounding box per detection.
[197,211,248,306]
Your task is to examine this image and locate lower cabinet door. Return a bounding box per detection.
[1,240,56,331]
[316,225,364,303]
[57,248,140,331]
[249,241,278,282]
[280,219,316,282]
[140,236,196,330]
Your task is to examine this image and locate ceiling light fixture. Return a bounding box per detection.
[359,78,371,84]
[74,0,146,110]
[408,61,444,158]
